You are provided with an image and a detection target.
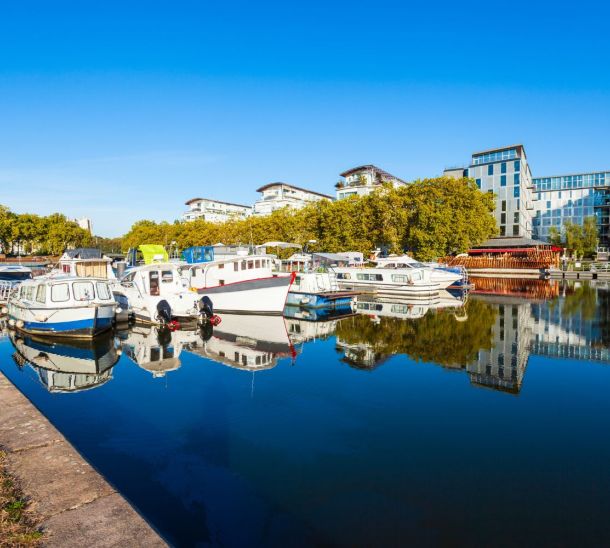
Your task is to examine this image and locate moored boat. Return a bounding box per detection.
[7,276,116,338]
[333,266,441,297]
[180,246,293,315]
[286,271,358,309]
[372,255,464,289]
[0,265,33,305]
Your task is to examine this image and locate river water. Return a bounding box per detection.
[1,279,610,546]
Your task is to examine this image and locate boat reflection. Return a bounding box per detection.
[117,324,208,378]
[9,331,119,393]
[284,305,355,344]
[188,314,295,371]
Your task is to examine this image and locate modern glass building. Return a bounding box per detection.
[444,145,535,238]
[532,171,610,244]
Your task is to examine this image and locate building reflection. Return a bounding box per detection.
[9,331,119,393]
[333,279,610,394]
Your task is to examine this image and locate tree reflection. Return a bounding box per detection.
[335,299,497,369]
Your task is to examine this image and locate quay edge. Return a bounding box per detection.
[0,371,167,547]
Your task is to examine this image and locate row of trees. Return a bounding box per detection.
[0,205,93,256]
[548,216,599,258]
[121,177,498,260]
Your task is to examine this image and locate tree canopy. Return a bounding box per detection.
[122,177,497,260]
[0,205,92,255]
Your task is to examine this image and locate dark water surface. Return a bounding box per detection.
[2,280,610,547]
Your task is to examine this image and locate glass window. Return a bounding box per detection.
[500,226,506,236]
[501,162,507,174]
[96,282,111,300]
[255,260,261,268]
[392,274,409,283]
[514,173,520,184]
[514,186,520,198]
[501,175,506,187]
[514,212,519,223]
[475,178,481,189]
[488,164,493,176]
[161,271,173,283]
[514,160,520,172]
[218,263,224,269]
[501,200,506,211]
[51,283,70,302]
[501,213,506,224]
[513,224,520,236]
[234,262,239,272]
[35,284,46,304]
[73,281,94,300]
[337,273,351,280]
[247,260,254,269]
[241,260,247,270]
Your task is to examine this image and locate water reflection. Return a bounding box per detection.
[188,314,295,371]
[9,331,119,393]
[3,279,610,396]
[117,324,209,378]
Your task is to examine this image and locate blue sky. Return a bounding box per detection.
[1,0,609,236]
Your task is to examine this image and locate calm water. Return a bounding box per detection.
[2,279,610,546]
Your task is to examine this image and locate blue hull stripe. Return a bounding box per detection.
[21,317,112,333]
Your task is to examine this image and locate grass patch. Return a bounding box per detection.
[0,450,43,547]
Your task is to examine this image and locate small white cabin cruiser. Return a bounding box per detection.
[372,255,463,289]
[286,271,358,309]
[0,265,33,304]
[7,277,116,338]
[333,266,440,297]
[114,262,218,325]
[180,246,293,315]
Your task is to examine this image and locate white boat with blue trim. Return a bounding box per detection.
[7,276,116,338]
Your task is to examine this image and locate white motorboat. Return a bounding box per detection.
[372,255,463,289]
[180,246,293,315]
[286,271,358,309]
[333,266,440,297]
[7,276,116,338]
[0,265,33,304]
[114,262,219,325]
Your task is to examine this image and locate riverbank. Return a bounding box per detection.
[0,372,166,547]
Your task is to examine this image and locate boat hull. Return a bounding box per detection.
[196,275,292,315]
[286,291,355,309]
[8,304,115,338]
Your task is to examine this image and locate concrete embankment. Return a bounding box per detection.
[0,372,167,547]
[548,271,610,280]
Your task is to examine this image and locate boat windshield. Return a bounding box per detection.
[0,271,32,281]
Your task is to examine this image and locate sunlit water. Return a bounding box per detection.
[1,279,610,546]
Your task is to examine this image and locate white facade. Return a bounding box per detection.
[445,145,535,238]
[182,198,252,223]
[74,217,93,233]
[336,165,408,200]
[253,183,332,216]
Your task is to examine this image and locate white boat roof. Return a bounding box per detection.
[0,265,33,272]
[20,275,110,285]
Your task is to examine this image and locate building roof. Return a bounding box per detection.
[63,248,102,259]
[339,164,408,184]
[472,237,551,249]
[533,169,610,180]
[255,182,333,199]
[472,144,525,157]
[184,197,252,209]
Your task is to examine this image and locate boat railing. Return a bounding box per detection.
[0,281,14,303]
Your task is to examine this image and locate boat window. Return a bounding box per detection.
[233,262,239,272]
[149,271,160,296]
[241,260,247,271]
[0,270,32,282]
[356,273,383,281]
[392,274,409,283]
[386,263,395,268]
[96,282,111,300]
[337,273,351,280]
[411,262,426,268]
[122,272,136,283]
[51,283,70,302]
[248,260,254,269]
[161,270,173,283]
[73,281,95,301]
[294,276,301,285]
[255,260,260,268]
[35,284,46,304]
[218,263,224,269]
[396,263,407,268]
[411,271,422,281]
[23,286,35,301]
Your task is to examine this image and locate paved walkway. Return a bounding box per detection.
[0,372,167,547]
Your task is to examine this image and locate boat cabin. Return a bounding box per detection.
[58,248,114,279]
[183,255,278,289]
[120,264,188,297]
[15,277,115,306]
